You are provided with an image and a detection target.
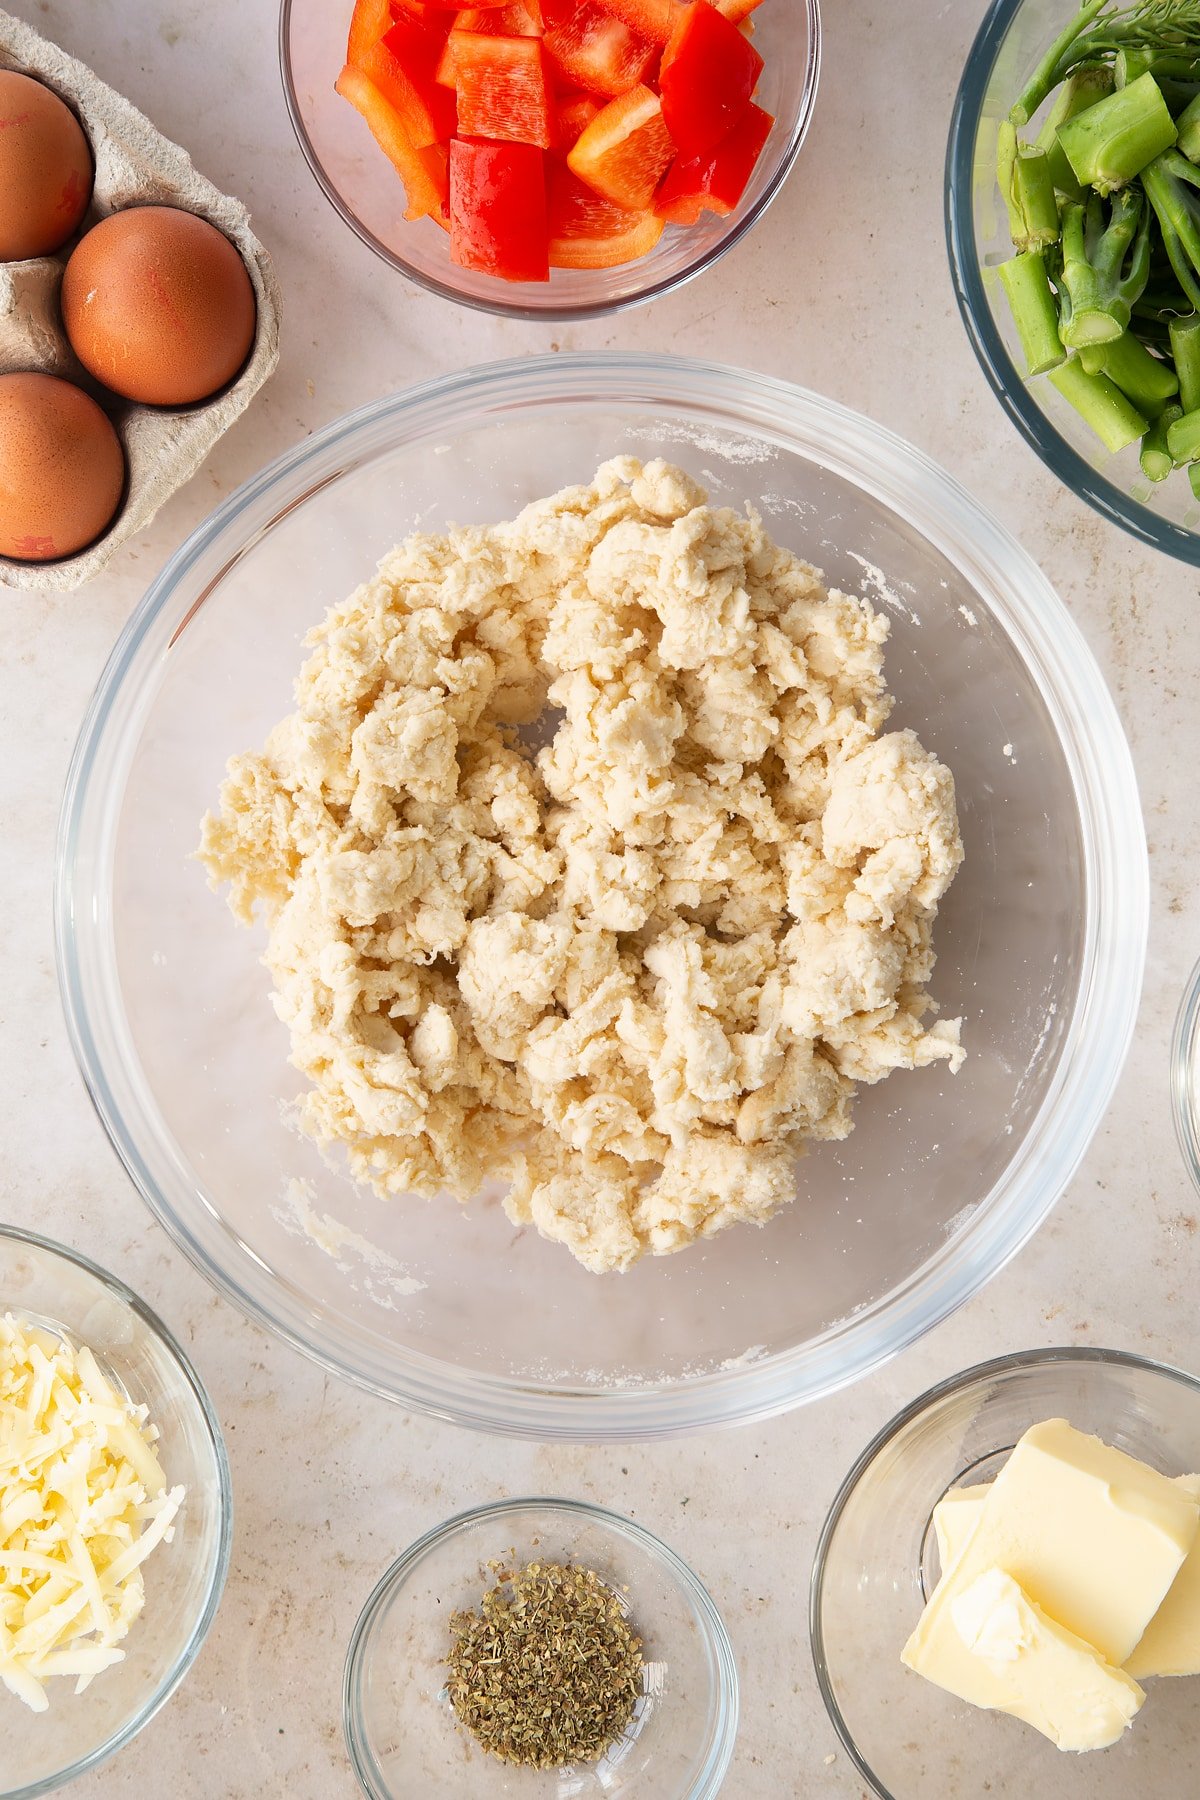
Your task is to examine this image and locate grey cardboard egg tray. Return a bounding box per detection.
[0,8,281,591]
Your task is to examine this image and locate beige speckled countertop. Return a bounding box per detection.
[3,1,1199,1794]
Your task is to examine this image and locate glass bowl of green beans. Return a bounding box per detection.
[948,0,1200,564]
[342,1498,737,1799]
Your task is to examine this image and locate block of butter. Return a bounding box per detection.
[932,1481,990,1569]
[934,1472,1200,1680]
[1125,1473,1200,1678]
[944,1568,1145,1752]
[903,1419,1200,1749]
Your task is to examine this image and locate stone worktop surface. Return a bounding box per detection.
[3,1,1198,1794]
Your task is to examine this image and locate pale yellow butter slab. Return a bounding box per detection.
[905,1420,1199,1676]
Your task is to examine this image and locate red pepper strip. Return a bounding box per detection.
[390,0,503,12]
[715,0,763,18]
[355,18,455,147]
[547,164,664,266]
[387,0,451,17]
[449,139,549,281]
[436,5,542,87]
[335,64,449,219]
[592,0,682,45]
[452,33,553,147]
[453,3,542,30]
[435,36,457,84]
[554,89,603,149]
[654,98,771,222]
[347,0,392,64]
[541,0,655,98]
[384,11,452,51]
[659,0,762,154]
[567,85,675,210]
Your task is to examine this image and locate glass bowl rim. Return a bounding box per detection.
[0,1223,233,1800]
[808,1344,1200,1800]
[277,0,823,323]
[1171,954,1200,1198]
[54,349,1148,1440]
[342,1494,739,1800]
[944,0,1200,568]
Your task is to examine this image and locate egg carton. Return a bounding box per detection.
[0,8,282,591]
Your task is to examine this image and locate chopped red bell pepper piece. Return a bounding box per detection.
[386,0,452,19]
[593,0,682,45]
[567,85,675,210]
[435,36,456,85]
[654,98,771,222]
[436,5,542,86]
[390,0,488,13]
[385,7,451,43]
[659,0,762,154]
[547,164,664,265]
[554,89,603,149]
[714,0,763,18]
[453,3,542,32]
[347,0,392,64]
[541,0,656,97]
[354,18,456,147]
[449,139,549,280]
[335,63,450,220]
[452,33,553,145]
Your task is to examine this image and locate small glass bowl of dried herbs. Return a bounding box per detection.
[343,1497,738,1799]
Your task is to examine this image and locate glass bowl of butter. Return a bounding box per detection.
[811,1347,1200,1797]
[0,1226,231,1797]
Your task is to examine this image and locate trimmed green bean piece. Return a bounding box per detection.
[1170,313,1200,412]
[1182,93,1200,164]
[1167,406,1200,462]
[1058,73,1178,193]
[1140,403,1182,480]
[1098,331,1180,413]
[999,251,1067,376]
[1048,359,1149,453]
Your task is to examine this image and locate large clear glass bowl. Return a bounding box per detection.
[343,1498,737,1799]
[279,0,820,320]
[946,0,1200,564]
[811,1348,1200,1797]
[55,352,1148,1440]
[0,1228,231,1798]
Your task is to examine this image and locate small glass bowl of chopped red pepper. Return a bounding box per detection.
[280,0,820,317]
[342,1496,738,1798]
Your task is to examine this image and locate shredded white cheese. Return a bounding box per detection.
[0,1314,184,1712]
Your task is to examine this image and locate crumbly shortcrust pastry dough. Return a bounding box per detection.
[200,459,964,1273]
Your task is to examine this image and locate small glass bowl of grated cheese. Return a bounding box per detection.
[0,1227,230,1796]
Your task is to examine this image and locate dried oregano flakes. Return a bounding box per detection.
[447,1559,644,1768]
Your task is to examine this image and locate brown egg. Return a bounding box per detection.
[61,206,257,407]
[0,372,125,562]
[0,70,93,261]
